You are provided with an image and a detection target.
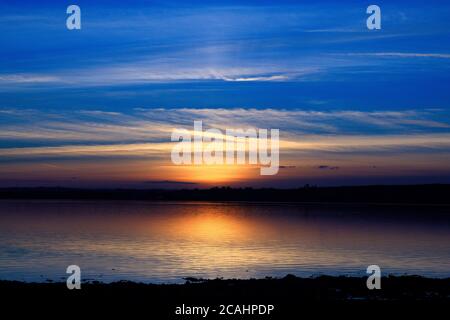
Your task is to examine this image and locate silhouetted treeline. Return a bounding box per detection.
[0,184,450,204]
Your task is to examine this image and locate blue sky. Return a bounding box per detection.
[1,1,450,187]
[2,0,450,109]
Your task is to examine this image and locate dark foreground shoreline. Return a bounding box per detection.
[2,275,449,318]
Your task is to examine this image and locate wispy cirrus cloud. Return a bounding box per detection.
[0,74,60,84]
[0,108,449,162]
[343,52,450,59]
[0,68,303,87]
[222,75,289,82]
[1,108,449,146]
[1,132,450,160]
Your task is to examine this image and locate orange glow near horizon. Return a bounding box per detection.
[161,164,258,185]
[1,145,450,187]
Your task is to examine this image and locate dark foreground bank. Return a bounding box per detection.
[2,275,449,318]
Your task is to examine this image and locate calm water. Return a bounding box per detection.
[0,200,449,283]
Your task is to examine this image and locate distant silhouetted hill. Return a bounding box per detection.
[0,184,449,205]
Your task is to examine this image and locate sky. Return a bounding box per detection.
[1,0,450,188]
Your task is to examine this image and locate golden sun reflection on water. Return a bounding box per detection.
[1,201,450,282]
[173,212,250,241]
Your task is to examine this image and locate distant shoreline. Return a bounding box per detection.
[1,184,450,206]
